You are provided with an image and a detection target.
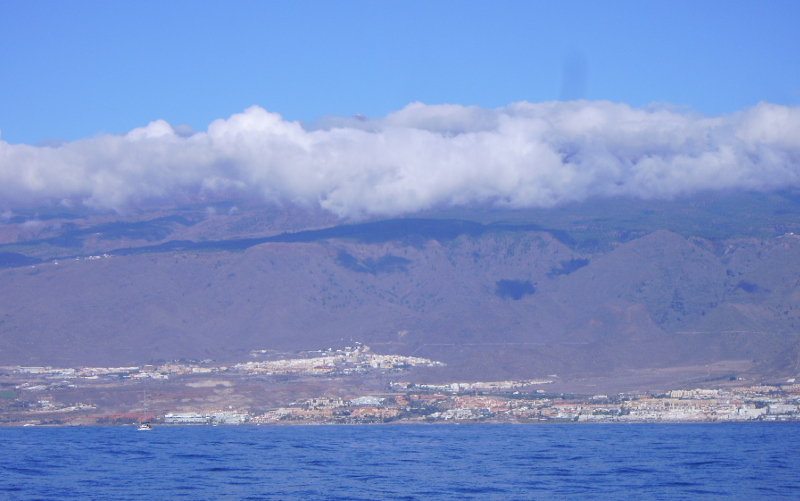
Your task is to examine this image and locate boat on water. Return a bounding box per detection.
[137,391,153,430]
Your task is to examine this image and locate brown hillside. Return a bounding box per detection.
[1,221,798,382]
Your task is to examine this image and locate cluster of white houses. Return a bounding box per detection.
[157,384,800,425]
[10,345,445,381]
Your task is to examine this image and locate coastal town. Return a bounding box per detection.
[1,345,798,426]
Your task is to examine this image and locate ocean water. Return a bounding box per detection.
[1,423,798,500]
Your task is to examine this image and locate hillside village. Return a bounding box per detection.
[7,344,442,380]
[1,345,798,426]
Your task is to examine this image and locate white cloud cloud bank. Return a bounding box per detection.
[1,101,799,217]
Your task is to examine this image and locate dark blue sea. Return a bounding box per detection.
[2,423,798,500]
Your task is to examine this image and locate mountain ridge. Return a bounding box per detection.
[1,192,800,388]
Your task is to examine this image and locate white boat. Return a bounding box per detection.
[137,391,153,430]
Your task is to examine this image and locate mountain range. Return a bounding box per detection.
[1,190,800,388]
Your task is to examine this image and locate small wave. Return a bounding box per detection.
[662,481,700,487]
[202,466,248,472]
[173,453,215,459]
[453,485,508,494]
[614,466,657,474]
[686,488,730,495]
[683,461,716,467]
[1,466,49,476]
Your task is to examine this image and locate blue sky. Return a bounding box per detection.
[1,1,798,145]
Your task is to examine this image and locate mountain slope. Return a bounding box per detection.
[1,216,798,383]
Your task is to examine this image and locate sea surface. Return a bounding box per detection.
[1,423,798,500]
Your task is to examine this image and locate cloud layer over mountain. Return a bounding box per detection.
[1,101,798,216]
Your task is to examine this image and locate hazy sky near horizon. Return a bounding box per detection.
[0,1,799,216]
